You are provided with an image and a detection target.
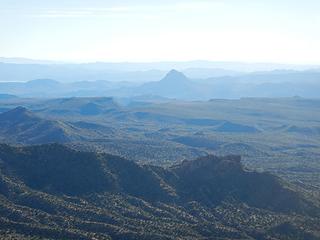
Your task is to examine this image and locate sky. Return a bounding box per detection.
[0,0,320,64]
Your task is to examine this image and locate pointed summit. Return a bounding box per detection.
[166,69,184,76]
[161,69,189,83]
[138,69,194,99]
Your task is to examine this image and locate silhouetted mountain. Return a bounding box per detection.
[0,107,76,144]
[137,70,202,99]
[161,69,190,84]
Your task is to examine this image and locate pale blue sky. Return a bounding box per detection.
[1,0,320,63]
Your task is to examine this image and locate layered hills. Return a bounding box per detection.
[0,104,121,144]
[1,67,320,99]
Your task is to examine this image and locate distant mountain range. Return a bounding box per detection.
[1,57,318,70]
[0,143,318,239]
[0,78,138,98]
[133,69,320,99]
[0,61,167,83]
[1,67,320,99]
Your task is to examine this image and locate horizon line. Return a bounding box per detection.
[1,56,320,66]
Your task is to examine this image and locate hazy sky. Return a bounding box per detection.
[1,0,320,63]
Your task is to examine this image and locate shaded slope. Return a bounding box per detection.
[0,144,174,201]
[0,144,317,215]
[0,107,75,144]
[0,144,319,240]
[169,155,315,214]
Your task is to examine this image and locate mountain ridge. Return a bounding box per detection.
[0,107,75,144]
[0,143,319,239]
[0,143,317,215]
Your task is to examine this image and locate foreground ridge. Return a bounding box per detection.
[0,143,319,240]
